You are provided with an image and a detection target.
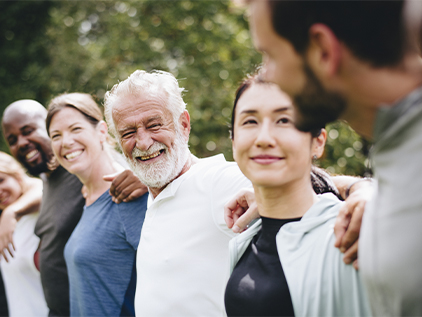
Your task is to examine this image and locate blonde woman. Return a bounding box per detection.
[46,93,148,317]
[0,151,48,317]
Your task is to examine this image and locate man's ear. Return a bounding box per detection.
[306,24,342,78]
[179,111,191,141]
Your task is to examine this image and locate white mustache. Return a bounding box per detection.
[131,142,167,159]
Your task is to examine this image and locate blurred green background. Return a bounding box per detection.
[0,0,370,176]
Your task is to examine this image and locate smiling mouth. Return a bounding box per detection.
[25,149,39,161]
[65,150,83,160]
[138,149,165,161]
[251,155,284,164]
[0,194,9,205]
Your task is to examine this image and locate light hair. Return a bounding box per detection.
[103,70,187,138]
[0,151,29,192]
[46,93,103,133]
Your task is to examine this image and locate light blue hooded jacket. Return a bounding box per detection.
[229,193,371,317]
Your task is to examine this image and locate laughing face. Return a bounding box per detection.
[112,93,190,190]
[0,172,23,210]
[2,103,53,176]
[48,107,106,178]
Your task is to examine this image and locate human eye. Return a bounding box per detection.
[277,116,291,125]
[50,133,61,141]
[148,123,162,130]
[121,130,134,139]
[0,177,4,184]
[7,136,17,146]
[242,118,257,126]
[22,127,34,136]
[72,126,82,133]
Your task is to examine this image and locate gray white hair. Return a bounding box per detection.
[103,70,187,138]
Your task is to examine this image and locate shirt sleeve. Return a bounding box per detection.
[117,193,149,249]
[210,162,253,237]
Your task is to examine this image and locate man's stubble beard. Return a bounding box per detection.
[21,150,52,177]
[126,130,190,190]
[293,62,347,132]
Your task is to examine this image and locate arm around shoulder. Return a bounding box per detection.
[0,176,42,261]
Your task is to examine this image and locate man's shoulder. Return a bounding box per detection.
[191,154,246,185]
[195,154,240,174]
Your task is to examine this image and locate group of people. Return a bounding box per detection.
[0,1,421,316]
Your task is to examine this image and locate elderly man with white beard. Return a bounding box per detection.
[103,70,252,316]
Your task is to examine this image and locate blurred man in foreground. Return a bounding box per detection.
[246,0,422,315]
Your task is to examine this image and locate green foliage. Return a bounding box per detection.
[0,0,369,176]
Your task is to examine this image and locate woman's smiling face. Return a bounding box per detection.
[0,172,22,210]
[232,83,325,189]
[48,107,107,178]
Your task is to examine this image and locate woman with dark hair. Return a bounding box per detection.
[46,93,148,317]
[224,77,370,316]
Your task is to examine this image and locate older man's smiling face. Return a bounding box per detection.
[112,93,190,190]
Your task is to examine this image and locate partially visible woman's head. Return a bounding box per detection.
[231,74,322,140]
[0,152,27,209]
[46,93,103,134]
[231,74,340,198]
[46,93,111,176]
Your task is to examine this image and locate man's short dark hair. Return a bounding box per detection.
[268,0,405,67]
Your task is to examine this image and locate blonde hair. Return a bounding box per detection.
[0,152,29,193]
[46,92,116,146]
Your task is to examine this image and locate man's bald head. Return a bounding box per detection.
[2,99,53,176]
[3,99,47,122]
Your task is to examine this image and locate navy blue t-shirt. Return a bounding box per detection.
[64,190,148,317]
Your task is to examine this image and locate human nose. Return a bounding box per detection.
[61,132,74,148]
[135,130,154,152]
[16,135,29,150]
[255,120,276,148]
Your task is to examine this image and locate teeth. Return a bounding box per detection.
[65,150,83,160]
[0,195,8,204]
[26,150,38,160]
[139,151,161,161]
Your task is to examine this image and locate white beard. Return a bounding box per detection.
[126,131,190,190]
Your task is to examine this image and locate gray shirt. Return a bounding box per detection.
[34,166,85,316]
[360,86,422,316]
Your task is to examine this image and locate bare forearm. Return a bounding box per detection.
[331,175,372,200]
[5,177,42,219]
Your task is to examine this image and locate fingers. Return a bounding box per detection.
[339,202,364,251]
[0,243,15,263]
[224,204,244,229]
[224,189,255,229]
[353,259,359,270]
[109,170,148,204]
[232,202,258,233]
[343,239,358,265]
[333,204,351,248]
[103,172,119,182]
[107,172,124,198]
[121,188,148,203]
[224,188,258,233]
[224,195,246,228]
[0,250,8,263]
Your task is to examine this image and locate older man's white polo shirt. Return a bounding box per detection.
[135,154,252,317]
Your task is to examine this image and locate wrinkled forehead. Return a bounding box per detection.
[112,92,170,118]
